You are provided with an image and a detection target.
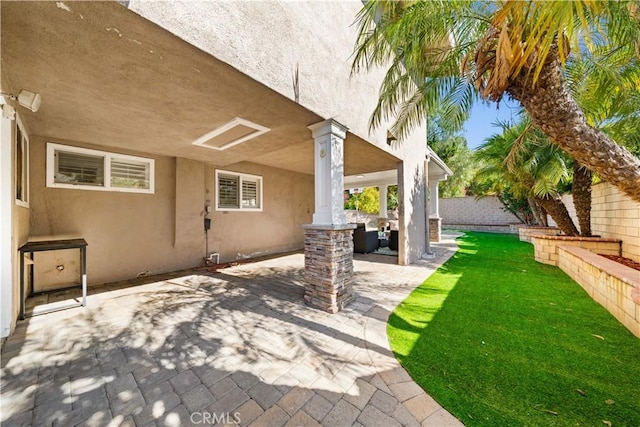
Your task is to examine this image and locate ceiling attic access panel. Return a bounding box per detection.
[192,118,270,151]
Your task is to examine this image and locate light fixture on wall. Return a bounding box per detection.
[0,89,42,113]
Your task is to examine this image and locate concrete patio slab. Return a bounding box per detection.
[1,233,463,426]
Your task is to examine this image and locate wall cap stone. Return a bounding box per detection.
[533,235,621,243]
[558,245,639,290]
[302,223,357,231]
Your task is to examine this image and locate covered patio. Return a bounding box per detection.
[343,147,454,244]
[2,1,431,327]
[0,234,463,427]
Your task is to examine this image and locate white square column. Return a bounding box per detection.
[379,185,388,218]
[1,106,14,338]
[308,119,348,225]
[429,180,440,218]
[377,184,388,231]
[428,179,442,242]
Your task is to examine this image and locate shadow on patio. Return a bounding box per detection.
[1,240,461,426]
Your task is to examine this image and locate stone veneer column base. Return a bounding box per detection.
[302,224,356,313]
[429,217,441,242]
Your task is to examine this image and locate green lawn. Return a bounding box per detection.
[388,232,640,426]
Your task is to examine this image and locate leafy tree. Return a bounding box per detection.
[352,0,640,202]
[430,136,476,197]
[387,185,399,210]
[345,186,399,213]
[344,187,380,214]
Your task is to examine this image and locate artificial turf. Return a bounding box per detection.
[388,232,640,426]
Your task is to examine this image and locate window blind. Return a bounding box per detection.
[55,150,105,186]
[111,158,150,189]
[218,174,239,208]
[242,179,259,208]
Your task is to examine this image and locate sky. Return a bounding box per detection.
[463,98,522,150]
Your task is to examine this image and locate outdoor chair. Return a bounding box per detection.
[389,230,399,251]
[353,223,379,253]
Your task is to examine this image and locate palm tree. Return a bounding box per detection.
[572,162,592,236]
[352,0,640,201]
[475,120,580,236]
[564,50,640,235]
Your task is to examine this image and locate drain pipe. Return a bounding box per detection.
[206,252,220,265]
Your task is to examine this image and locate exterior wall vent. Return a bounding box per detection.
[192,118,270,151]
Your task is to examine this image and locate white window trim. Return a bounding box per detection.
[15,115,29,207]
[46,143,155,194]
[215,169,263,212]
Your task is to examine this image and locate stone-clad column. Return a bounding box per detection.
[302,224,355,313]
[303,119,354,313]
[307,119,348,225]
[429,218,441,242]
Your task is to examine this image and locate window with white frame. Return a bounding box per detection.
[15,116,29,207]
[46,143,154,193]
[215,169,262,211]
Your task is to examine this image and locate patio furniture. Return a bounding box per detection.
[389,230,399,251]
[353,223,379,253]
[378,231,389,248]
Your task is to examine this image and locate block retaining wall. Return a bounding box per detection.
[558,245,640,338]
[531,234,621,266]
[440,196,521,226]
[519,226,561,243]
[590,182,640,262]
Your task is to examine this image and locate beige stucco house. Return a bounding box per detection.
[1,1,448,337]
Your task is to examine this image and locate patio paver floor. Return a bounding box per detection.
[1,233,463,427]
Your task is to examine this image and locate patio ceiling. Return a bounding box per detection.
[344,169,397,190]
[1,1,399,176]
[343,149,453,190]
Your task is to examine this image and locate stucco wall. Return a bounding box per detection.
[205,162,314,263]
[128,0,429,264]
[28,136,314,287]
[29,136,188,286]
[440,196,520,226]
[590,182,640,262]
[128,0,392,152]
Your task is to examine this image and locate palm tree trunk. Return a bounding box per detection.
[507,48,640,203]
[527,196,547,226]
[539,206,548,227]
[535,195,579,236]
[572,163,592,237]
